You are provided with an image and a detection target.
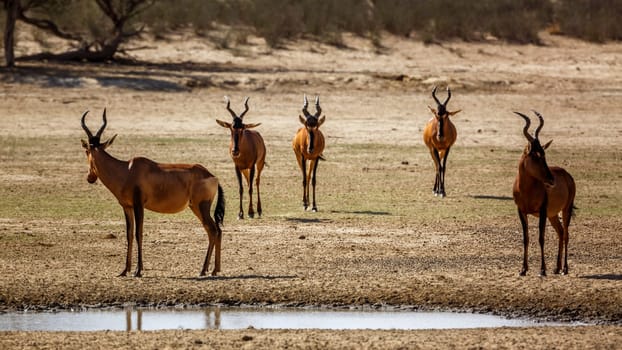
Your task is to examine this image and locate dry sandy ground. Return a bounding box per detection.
[0,30,621,348]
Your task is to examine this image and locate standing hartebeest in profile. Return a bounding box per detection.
[216,96,266,219]
[423,86,461,197]
[513,111,576,276]
[81,109,225,277]
[293,94,325,212]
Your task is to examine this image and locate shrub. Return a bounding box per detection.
[374,0,552,44]
[246,0,375,47]
[556,0,622,42]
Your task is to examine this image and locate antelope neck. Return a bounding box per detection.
[92,148,130,196]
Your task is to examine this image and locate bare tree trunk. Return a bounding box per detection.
[4,0,19,67]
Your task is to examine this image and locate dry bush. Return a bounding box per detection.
[245,0,375,47]
[140,0,228,37]
[374,0,552,44]
[555,0,622,42]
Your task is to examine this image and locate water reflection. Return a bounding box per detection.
[123,308,224,331]
[0,307,565,332]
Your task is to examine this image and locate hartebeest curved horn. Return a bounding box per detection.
[314,96,322,117]
[302,94,312,118]
[514,112,534,142]
[444,86,451,105]
[224,96,238,119]
[432,86,451,107]
[532,110,544,139]
[432,86,442,106]
[81,110,94,139]
[95,108,108,139]
[239,97,250,119]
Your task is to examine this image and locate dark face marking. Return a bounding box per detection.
[225,117,245,157]
[304,116,320,153]
[437,104,447,118]
[231,131,245,158]
[437,116,445,139]
[88,136,102,148]
[307,129,315,153]
[232,117,244,130]
[305,116,319,128]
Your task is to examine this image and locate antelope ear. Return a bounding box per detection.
[427,106,440,119]
[245,123,261,129]
[299,115,306,125]
[318,115,326,127]
[216,119,231,128]
[543,139,553,150]
[448,109,462,116]
[81,139,89,149]
[102,134,117,149]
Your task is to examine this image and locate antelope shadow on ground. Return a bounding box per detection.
[580,274,622,281]
[285,217,333,224]
[328,210,391,216]
[171,274,298,282]
[470,195,513,201]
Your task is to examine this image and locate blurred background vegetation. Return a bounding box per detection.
[139,0,622,45]
[2,0,622,65]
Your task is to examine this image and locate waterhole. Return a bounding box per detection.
[0,307,565,332]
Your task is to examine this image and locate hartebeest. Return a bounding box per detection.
[81,109,225,277]
[513,111,576,276]
[293,94,325,212]
[423,86,461,197]
[216,96,266,219]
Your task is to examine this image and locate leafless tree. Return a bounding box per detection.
[2,0,154,66]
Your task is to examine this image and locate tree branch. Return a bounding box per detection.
[17,3,83,42]
[95,0,119,23]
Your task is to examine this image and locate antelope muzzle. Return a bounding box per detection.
[87,171,98,184]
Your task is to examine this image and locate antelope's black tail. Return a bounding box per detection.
[214,184,225,232]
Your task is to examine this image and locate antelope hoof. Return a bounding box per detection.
[248,212,254,219]
[539,270,547,277]
[133,271,142,278]
[312,207,318,212]
[238,212,244,220]
[562,267,569,275]
[211,271,218,276]
[200,271,207,277]
[554,268,561,275]
[118,271,128,277]
[519,270,527,276]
